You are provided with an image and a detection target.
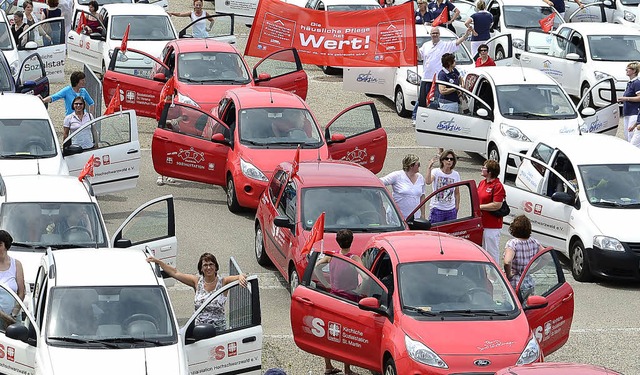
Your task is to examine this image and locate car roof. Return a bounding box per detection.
[51,248,161,286]
[1,175,94,203]
[535,133,640,165]
[284,160,386,188]
[560,22,640,35]
[101,3,169,15]
[496,0,550,6]
[375,231,492,263]
[416,25,458,38]
[467,66,558,86]
[171,39,240,54]
[226,87,307,110]
[0,94,50,119]
[320,0,380,5]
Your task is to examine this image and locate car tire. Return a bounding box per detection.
[289,266,299,293]
[321,65,340,75]
[495,46,505,60]
[488,143,500,162]
[395,87,411,118]
[384,358,397,375]
[255,224,271,266]
[571,239,593,282]
[226,175,242,213]
[581,83,593,110]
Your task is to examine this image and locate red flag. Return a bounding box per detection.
[301,212,325,256]
[120,23,130,53]
[431,8,449,27]
[538,13,555,33]
[155,75,176,120]
[104,84,121,115]
[78,155,95,181]
[291,146,300,177]
[426,73,437,106]
[76,12,87,34]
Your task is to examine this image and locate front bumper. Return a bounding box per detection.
[235,175,268,210]
[589,243,640,280]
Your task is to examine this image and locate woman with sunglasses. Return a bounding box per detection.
[380,154,426,220]
[425,150,460,223]
[475,43,496,67]
[63,97,97,150]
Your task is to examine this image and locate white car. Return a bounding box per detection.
[343,25,512,117]
[502,133,640,282]
[453,0,564,56]
[563,0,639,27]
[0,248,262,375]
[0,94,142,193]
[414,66,619,163]
[518,23,639,106]
[67,3,178,73]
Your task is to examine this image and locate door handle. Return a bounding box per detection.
[242,336,257,343]
[294,77,304,82]
[520,57,530,63]
[127,149,139,154]
[561,293,573,303]
[294,296,314,306]
[373,136,385,142]
[68,36,74,40]
[156,136,169,141]
[104,76,116,82]
[159,246,172,252]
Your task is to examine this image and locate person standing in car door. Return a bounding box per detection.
[619,62,640,142]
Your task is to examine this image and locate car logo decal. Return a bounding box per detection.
[474,359,491,367]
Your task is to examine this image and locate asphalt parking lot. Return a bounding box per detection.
[42,4,640,373]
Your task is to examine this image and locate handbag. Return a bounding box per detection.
[490,200,510,217]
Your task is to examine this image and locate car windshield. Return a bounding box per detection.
[399,261,517,316]
[178,52,251,84]
[0,119,57,157]
[503,6,562,29]
[579,164,640,207]
[621,0,640,4]
[326,4,380,10]
[110,15,175,41]
[46,286,177,348]
[0,202,107,248]
[239,108,323,147]
[496,84,577,119]
[417,36,473,65]
[0,22,14,51]
[588,35,640,61]
[302,187,404,232]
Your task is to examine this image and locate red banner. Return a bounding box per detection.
[245,0,417,67]
[539,13,555,33]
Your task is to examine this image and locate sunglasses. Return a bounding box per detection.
[73,103,84,106]
[479,49,488,52]
[443,157,455,161]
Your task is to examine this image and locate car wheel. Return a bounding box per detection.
[289,266,299,293]
[495,46,505,60]
[255,224,271,266]
[571,239,593,282]
[384,358,397,375]
[488,144,500,162]
[226,176,242,213]
[581,83,593,110]
[321,65,340,75]
[394,87,411,117]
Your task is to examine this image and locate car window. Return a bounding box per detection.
[588,35,640,62]
[110,15,175,41]
[91,111,133,148]
[503,6,562,29]
[253,49,299,80]
[112,49,159,79]
[496,84,577,119]
[177,52,250,84]
[240,108,322,147]
[518,251,563,301]
[0,21,13,51]
[20,19,66,47]
[268,170,287,204]
[163,104,227,140]
[531,142,554,164]
[578,164,640,207]
[0,286,26,332]
[301,187,404,232]
[190,282,258,335]
[0,118,56,157]
[423,182,476,226]
[277,181,296,221]
[326,103,379,138]
[0,57,12,92]
[114,198,171,245]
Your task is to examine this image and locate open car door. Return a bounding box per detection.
[253,48,308,100]
[342,67,396,97]
[415,82,492,154]
[63,110,141,195]
[517,248,574,356]
[103,47,168,119]
[182,271,262,375]
[17,17,66,83]
[485,33,512,65]
[178,14,236,44]
[577,77,619,135]
[15,52,49,97]
[566,0,608,22]
[67,9,105,73]
[325,102,387,174]
[0,284,38,375]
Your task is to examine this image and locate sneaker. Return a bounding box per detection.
[412,120,416,127]
[156,176,165,186]
[166,177,176,184]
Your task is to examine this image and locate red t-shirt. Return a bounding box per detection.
[475,56,497,67]
[478,178,505,229]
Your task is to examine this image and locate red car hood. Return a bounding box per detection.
[400,313,531,355]
[243,147,330,179]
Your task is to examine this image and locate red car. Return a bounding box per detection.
[495,363,622,374]
[255,160,484,290]
[291,231,575,374]
[102,38,308,117]
[152,88,387,212]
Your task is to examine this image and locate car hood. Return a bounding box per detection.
[401,313,529,355]
[175,84,252,113]
[586,203,640,242]
[241,147,330,179]
[46,344,183,374]
[585,60,629,84]
[0,157,69,176]
[503,118,581,137]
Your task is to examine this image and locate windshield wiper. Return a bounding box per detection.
[593,200,622,207]
[439,309,509,316]
[242,139,266,146]
[48,336,120,348]
[621,202,640,208]
[11,242,48,250]
[403,305,437,316]
[100,337,166,346]
[0,154,43,159]
[200,79,246,84]
[506,112,547,119]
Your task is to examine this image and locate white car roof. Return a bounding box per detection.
[101,3,170,16]
[319,0,380,6]
[51,248,161,286]
[416,25,458,38]
[466,66,559,86]
[559,22,640,36]
[0,94,50,119]
[536,133,640,165]
[2,175,94,203]
[495,0,550,6]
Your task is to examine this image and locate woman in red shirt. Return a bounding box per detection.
[477,159,505,263]
[475,44,496,67]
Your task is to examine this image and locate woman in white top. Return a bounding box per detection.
[425,149,461,223]
[63,97,96,150]
[168,0,214,39]
[0,230,25,329]
[380,154,426,220]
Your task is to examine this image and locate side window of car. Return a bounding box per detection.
[0,287,25,332]
[116,198,172,245]
[423,181,476,225]
[253,49,299,79]
[277,182,296,221]
[190,282,258,336]
[518,250,564,302]
[90,111,133,149]
[112,50,157,79]
[325,103,379,140]
[268,170,286,204]
[531,142,554,164]
[163,104,223,139]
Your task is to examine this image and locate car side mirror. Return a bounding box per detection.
[6,324,29,343]
[522,295,548,311]
[22,80,36,88]
[515,52,521,60]
[551,191,575,205]
[211,133,231,146]
[62,144,84,156]
[89,32,103,40]
[192,324,217,342]
[327,133,346,144]
[24,41,38,50]
[358,297,387,315]
[274,215,295,231]
[406,217,431,230]
[114,238,132,248]
[581,107,596,117]
[566,53,580,61]
[256,72,271,82]
[476,108,489,117]
[153,72,166,82]
[603,0,612,5]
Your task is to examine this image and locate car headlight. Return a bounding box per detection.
[406,70,421,85]
[240,159,268,182]
[593,236,625,252]
[404,334,448,369]
[500,123,531,142]
[593,71,611,80]
[517,336,541,365]
[177,92,200,108]
[512,38,524,50]
[624,10,635,22]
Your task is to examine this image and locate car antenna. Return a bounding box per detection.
[36,158,41,175]
[515,52,526,82]
[269,89,273,104]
